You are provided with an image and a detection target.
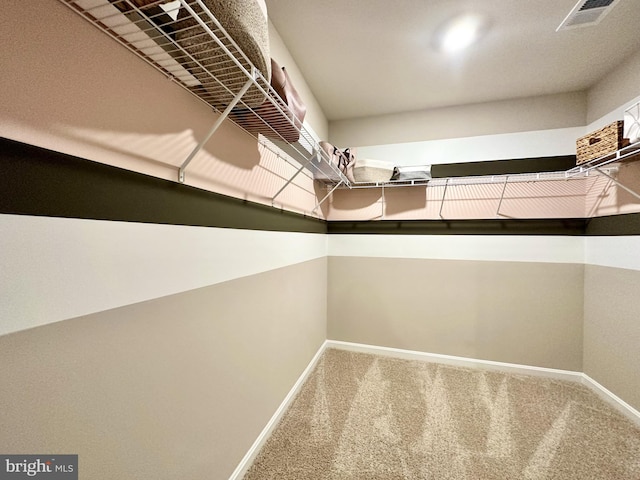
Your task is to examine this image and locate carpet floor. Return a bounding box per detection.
[244,349,640,479]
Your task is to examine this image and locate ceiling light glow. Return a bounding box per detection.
[438,14,486,53]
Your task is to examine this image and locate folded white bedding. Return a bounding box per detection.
[353,159,395,183]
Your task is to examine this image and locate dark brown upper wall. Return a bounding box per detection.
[3,137,639,236]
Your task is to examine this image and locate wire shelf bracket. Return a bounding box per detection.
[312,180,344,215]
[594,167,640,201]
[179,71,255,183]
[439,178,449,219]
[565,141,640,178]
[496,175,509,218]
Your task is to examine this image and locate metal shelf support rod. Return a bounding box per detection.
[179,72,255,183]
[496,175,509,218]
[272,161,306,203]
[439,178,449,219]
[313,180,344,214]
[594,167,640,201]
[565,142,640,178]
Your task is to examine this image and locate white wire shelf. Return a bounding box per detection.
[59,0,349,196]
[55,0,640,214]
[340,167,609,190]
[331,141,640,191]
[333,144,640,219]
[565,140,640,177]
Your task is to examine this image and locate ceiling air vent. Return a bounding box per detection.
[557,0,621,31]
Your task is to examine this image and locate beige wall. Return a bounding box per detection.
[583,262,640,413]
[2,214,639,476]
[0,258,327,480]
[0,214,327,336]
[354,127,586,167]
[327,256,584,371]
[587,49,640,126]
[329,91,587,148]
[0,213,328,477]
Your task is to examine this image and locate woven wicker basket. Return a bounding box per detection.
[576,121,627,165]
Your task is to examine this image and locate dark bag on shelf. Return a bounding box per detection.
[313,141,355,181]
[390,165,432,181]
[336,147,355,171]
[230,58,307,143]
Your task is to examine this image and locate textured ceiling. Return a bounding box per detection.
[266,0,640,121]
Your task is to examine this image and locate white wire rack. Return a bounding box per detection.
[59,0,349,211]
[347,172,568,190]
[566,140,640,176]
[338,142,640,196]
[55,0,640,215]
[341,145,640,219]
[347,169,601,190]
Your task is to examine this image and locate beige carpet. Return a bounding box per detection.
[244,349,640,479]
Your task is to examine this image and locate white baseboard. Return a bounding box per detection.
[231,340,640,478]
[328,341,640,426]
[325,340,583,382]
[581,373,640,427]
[227,341,328,480]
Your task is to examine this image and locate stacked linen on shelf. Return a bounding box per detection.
[352,158,395,183]
[350,158,432,184]
[310,144,432,184]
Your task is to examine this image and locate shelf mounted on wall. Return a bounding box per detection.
[56,0,640,219]
[59,0,349,212]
